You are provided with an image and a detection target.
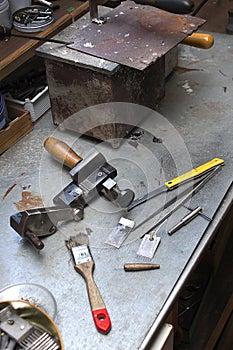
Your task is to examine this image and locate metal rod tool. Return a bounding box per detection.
[0,25,74,45]
[168,206,202,235]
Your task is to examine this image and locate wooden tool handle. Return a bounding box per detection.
[75,261,111,335]
[181,33,214,49]
[124,263,160,271]
[44,137,83,169]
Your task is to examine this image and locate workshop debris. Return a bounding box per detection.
[152,136,163,143]
[65,233,111,334]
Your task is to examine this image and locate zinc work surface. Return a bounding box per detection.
[0,33,233,349]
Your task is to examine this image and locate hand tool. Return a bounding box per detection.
[123,263,160,271]
[10,206,82,250]
[141,164,222,238]
[167,206,202,235]
[65,233,111,335]
[0,25,74,45]
[107,162,224,248]
[128,158,224,211]
[10,137,134,250]
[44,137,135,209]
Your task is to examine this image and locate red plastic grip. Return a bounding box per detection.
[92,308,111,334]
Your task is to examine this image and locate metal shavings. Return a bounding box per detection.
[153,136,163,143]
[84,42,94,48]
[182,80,193,94]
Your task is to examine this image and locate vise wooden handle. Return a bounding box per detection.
[44,137,83,169]
[182,33,214,49]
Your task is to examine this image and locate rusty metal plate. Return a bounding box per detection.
[68,1,205,70]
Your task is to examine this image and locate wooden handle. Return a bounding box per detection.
[44,137,83,169]
[181,33,214,49]
[124,263,160,271]
[75,261,111,334]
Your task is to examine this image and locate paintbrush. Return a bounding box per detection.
[65,233,111,335]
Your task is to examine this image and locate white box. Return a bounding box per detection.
[5,86,50,122]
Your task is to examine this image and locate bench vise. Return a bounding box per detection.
[10,137,134,250]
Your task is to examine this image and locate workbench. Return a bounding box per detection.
[0,22,232,350]
[0,0,89,81]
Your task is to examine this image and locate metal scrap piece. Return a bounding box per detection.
[68,1,205,70]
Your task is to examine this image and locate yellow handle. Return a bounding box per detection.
[182,33,214,49]
[165,158,224,189]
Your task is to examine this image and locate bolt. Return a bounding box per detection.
[49,226,57,234]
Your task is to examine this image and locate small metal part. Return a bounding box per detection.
[102,179,135,208]
[168,206,202,235]
[183,204,212,221]
[0,306,34,343]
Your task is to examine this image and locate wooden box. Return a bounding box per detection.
[0,104,33,154]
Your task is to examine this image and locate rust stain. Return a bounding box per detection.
[175,66,202,74]
[85,227,93,236]
[2,183,17,201]
[140,12,187,34]
[14,191,44,211]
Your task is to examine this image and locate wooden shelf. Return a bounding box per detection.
[0,0,89,81]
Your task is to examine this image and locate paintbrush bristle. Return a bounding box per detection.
[65,233,89,250]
